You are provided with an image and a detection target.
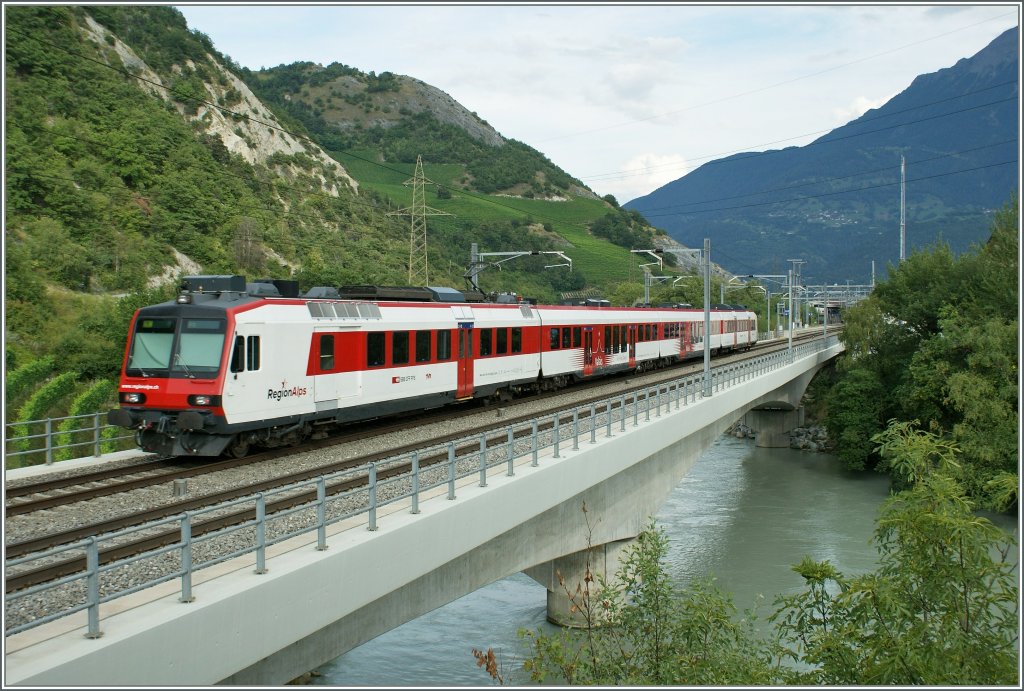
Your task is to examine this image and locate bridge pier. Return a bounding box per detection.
[524,539,634,627]
[744,407,804,448]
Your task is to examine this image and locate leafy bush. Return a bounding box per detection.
[54,379,118,460]
[9,372,81,456]
[5,357,56,407]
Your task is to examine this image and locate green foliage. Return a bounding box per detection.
[5,357,56,409]
[771,421,1018,685]
[10,372,80,454]
[512,431,1018,686]
[54,379,119,460]
[589,209,654,249]
[828,195,1019,503]
[824,368,887,470]
[518,521,782,685]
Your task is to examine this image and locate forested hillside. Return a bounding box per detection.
[4,5,679,445]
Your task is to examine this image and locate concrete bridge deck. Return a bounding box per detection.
[5,336,843,686]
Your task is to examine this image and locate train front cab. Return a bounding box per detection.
[109,303,237,456]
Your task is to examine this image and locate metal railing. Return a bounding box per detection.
[4,336,841,638]
[4,412,138,468]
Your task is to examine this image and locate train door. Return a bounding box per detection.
[313,327,338,407]
[456,324,474,399]
[628,325,637,369]
[681,322,691,358]
[583,327,594,376]
[732,317,738,349]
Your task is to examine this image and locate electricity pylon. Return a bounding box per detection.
[387,155,452,285]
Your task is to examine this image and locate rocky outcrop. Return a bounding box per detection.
[725,420,832,453]
[788,425,831,453]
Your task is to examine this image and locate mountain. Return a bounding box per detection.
[625,27,1019,284]
[3,5,678,386]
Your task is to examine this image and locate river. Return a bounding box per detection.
[308,434,1017,686]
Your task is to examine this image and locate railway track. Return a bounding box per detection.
[5,329,838,595]
[7,329,833,512]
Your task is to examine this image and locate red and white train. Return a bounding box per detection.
[109,276,757,457]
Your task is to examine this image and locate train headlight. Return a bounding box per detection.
[187,394,220,406]
[176,292,193,304]
[121,392,146,404]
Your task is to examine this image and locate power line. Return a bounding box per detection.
[4,20,596,231]
[7,11,1016,250]
[582,88,1019,184]
[538,10,1018,144]
[630,139,1018,215]
[641,159,1017,219]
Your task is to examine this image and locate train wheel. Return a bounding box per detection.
[227,437,250,458]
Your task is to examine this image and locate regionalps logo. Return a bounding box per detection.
[268,380,308,401]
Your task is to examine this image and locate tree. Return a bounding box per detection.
[517,522,782,685]
[827,195,1019,501]
[501,421,1018,686]
[771,421,1018,685]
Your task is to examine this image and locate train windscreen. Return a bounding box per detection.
[126,317,226,378]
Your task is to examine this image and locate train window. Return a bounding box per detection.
[175,318,227,375]
[480,329,492,357]
[367,332,385,367]
[319,334,335,370]
[619,327,627,352]
[437,330,452,360]
[612,326,620,353]
[550,328,560,350]
[572,327,581,348]
[561,328,571,349]
[511,327,522,353]
[415,330,431,363]
[247,336,260,371]
[604,326,611,354]
[392,331,409,365]
[230,336,244,373]
[496,328,507,355]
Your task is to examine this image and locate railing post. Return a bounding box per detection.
[316,477,329,547]
[506,427,514,476]
[179,512,195,603]
[645,390,651,422]
[45,418,53,466]
[605,400,612,438]
[590,403,597,444]
[411,452,420,514]
[531,419,539,466]
[367,463,378,531]
[93,413,102,457]
[84,537,103,638]
[447,442,456,500]
[479,434,488,486]
[572,408,579,450]
[633,392,638,427]
[553,414,561,458]
[620,395,626,432]
[255,493,269,572]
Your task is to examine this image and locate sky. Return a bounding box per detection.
[174,3,1021,204]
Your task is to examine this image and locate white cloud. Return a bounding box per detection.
[173,4,1018,202]
[831,92,898,125]
[586,153,692,204]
